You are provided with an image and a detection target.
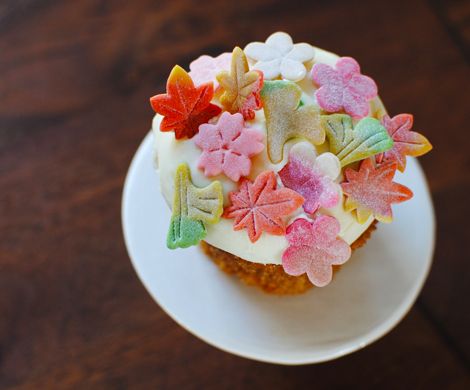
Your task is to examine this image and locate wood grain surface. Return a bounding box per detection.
[1,0,469,388]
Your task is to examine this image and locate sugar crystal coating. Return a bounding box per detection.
[341,159,413,223]
[321,114,393,167]
[312,57,378,118]
[167,164,224,249]
[376,114,432,172]
[261,80,325,163]
[194,112,264,182]
[244,31,315,81]
[223,171,304,242]
[216,47,263,120]
[282,216,351,287]
[279,143,341,214]
[150,65,221,139]
[189,52,232,88]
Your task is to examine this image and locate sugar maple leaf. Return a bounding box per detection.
[282,216,351,287]
[150,65,221,139]
[216,47,263,120]
[376,114,432,172]
[341,159,413,223]
[223,171,304,242]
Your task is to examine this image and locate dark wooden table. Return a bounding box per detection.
[1,0,469,388]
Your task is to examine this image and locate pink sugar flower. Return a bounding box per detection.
[282,216,351,287]
[189,52,232,89]
[194,112,264,182]
[279,143,341,215]
[311,57,378,118]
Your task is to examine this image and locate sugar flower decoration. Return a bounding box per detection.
[244,31,315,82]
[342,158,413,223]
[279,143,341,214]
[224,171,304,242]
[189,52,232,89]
[376,114,432,172]
[311,57,378,118]
[282,216,351,287]
[194,112,264,182]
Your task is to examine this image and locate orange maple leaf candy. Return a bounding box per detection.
[223,171,304,243]
[341,159,413,223]
[150,65,221,139]
[216,47,263,120]
[376,114,433,172]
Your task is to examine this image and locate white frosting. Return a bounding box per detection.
[153,47,385,265]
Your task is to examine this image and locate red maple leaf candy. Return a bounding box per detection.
[223,171,304,242]
[150,65,221,139]
[341,158,413,223]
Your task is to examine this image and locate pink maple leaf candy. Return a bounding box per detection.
[278,143,341,214]
[223,171,304,242]
[341,158,413,223]
[189,52,232,89]
[194,112,264,182]
[282,216,351,287]
[376,114,433,172]
[311,57,378,118]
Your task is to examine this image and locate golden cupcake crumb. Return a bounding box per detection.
[201,221,377,295]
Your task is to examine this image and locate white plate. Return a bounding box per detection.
[122,132,435,365]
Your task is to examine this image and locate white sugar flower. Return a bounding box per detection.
[244,32,315,82]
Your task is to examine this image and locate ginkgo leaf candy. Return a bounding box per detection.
[261,80,325,164]
[321,114,393,167]
[167,164,224,249]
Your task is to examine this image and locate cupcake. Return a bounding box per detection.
[150,32,432,294]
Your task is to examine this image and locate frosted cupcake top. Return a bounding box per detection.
[151,32,432,287]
